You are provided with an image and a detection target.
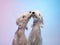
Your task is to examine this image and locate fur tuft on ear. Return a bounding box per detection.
[40,16,44,28]
[16,19,19,25]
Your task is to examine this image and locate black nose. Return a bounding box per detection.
[32,12,35,14]
[29,11,31,13]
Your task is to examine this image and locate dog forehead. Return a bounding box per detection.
[33,10,42,15]
[32,11,43,21]
[17,12,29,18]
[33,10,40,14]
[23,11,31,15]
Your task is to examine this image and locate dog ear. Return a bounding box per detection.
[16,15,25,26]
[40,23,44,28]
[16,18,20,25]
[40,16,44,28]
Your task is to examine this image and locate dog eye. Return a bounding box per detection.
[22,16,25,18]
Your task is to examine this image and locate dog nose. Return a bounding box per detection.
[32,12,35,14]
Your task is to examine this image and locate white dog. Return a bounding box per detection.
[12,11,32,45]
[28,11,44,45]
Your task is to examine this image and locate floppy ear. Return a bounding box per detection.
[16,15,23,26]
[16,18,19,25]
[40,16,44,28]
[40,23,44,28]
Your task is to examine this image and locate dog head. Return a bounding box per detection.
[31,11,44,28]
[16,11,32,29]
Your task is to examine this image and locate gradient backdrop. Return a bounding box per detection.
[0,0,60,45]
